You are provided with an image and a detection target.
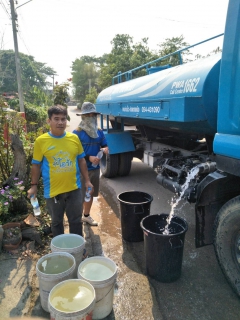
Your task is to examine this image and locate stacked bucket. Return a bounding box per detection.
[117,190,188,283]
[36,233,117,320]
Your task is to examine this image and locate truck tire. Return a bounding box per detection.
[100,154,119,178]
[118,152,132,176]
[214,195,240,297]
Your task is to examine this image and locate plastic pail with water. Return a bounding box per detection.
[48,279,96,320]
[117,191,153,242]
[77,256,117,319]
[36,251,76,312]
[140,213,188,282]
[51,233,85,278]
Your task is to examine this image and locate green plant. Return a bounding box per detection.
[25,102,48,132]
[0,98,47,219]
[25,86,53,107]
[85,87,98,103]
[0,178,25,221]
[53,81,70,107]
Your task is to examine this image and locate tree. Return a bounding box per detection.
[0,50,56,93]
[24,86,53,107]
[98,34,157,89]
[157,35,190,66]
[71,56,99,105]
[194,46,222,60]
[53,81,70,107]
[85,87,98,104]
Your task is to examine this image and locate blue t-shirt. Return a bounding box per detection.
[73,128,107,170]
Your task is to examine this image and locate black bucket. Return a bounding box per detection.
[117,191,153,242]
[140,213,188,282]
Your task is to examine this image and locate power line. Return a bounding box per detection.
[18,30,31,55]
[155,15,223,27]
[0,0,11,19]
[16,8,32,54]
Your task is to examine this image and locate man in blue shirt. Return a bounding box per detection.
[73,102,109,226]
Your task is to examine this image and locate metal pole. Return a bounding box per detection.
[9,0,24,113]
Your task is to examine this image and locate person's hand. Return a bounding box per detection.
[101,147,109,154]
[89,155,100,166]
[27,185,38,199]
[85,181,94,195]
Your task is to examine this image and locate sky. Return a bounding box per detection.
[0,0,229,86]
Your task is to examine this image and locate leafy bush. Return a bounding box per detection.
[25,102,48,132]
[0,98,48,221]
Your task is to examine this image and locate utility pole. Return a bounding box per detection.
[9,0,24,113]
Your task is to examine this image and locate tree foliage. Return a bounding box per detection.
[0,96,48,220]
[71,56,100,105]
[97,34,159,89]
[157,35,190,66]
[0,50,56,93]
[25,103,48,132]
[53,81,70,107]
[25,86,53,107]
[85,87,98,104]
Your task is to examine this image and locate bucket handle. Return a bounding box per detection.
[134,204,144,215]
[169,238,183,249]
[95,282,115,304]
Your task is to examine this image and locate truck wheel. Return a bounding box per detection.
[118,152,133,176]
[100,154,119,178]
[214,195,240,297]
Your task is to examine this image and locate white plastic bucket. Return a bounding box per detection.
[51,233,85,278]
[48,279,96,320]
[36,251,76,312]
[77,256,117,319]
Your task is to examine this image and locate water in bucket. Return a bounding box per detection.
[36,252,76,312]
[38,254,74,274]
[163,166,199,234]
[79,261,114,281]
[52,234,84,248]
[78,256,117,319]
[48,279,96,320]
[50,281,94,312]
[51,234,85,278]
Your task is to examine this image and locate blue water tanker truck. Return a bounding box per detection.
[95,0,240,296]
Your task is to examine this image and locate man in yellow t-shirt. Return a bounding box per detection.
[27,105,93,237]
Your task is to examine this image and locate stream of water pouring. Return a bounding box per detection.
[163,165,200,235]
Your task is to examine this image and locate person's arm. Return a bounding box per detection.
[27,163,41,198]
[78,157,93,191]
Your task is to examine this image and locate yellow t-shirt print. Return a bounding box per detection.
[52,150,74,173]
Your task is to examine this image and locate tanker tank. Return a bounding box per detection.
[96,54,221,136]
